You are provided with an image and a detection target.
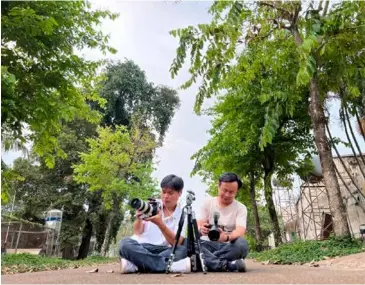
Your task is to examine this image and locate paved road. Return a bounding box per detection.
[2,259,365,284]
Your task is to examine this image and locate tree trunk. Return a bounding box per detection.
[62,246,74,260]
[264,171,282,246]
[262,147,283,246]
[77,218,93,260]
[308,76,350,236]
[100,212,113,257]
[249,171,263,251]
[100,195,121,257]
[289,24,350,237]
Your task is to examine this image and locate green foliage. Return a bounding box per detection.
[1,160,24,204]
[73,121,158,206]
[1,253,117,274]
[99,60,180,143]
[3,157,48,222]
[1,1,117,167]
[170,0,365,148]
[248,237,365,264]
[246,206,272,243]
[5,120,100,254]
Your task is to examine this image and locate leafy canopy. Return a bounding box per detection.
[1,1,118,167]
[73,120,158,207]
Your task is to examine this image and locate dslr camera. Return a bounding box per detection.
[208,212,221,241]
[130,198,161,220]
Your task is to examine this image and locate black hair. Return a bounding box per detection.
[219,172,243,189]
[160,174,184,192]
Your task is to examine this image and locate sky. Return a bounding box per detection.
[2,0,364,211]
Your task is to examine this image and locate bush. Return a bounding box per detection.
[248,236,365,264]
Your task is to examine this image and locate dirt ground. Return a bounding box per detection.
[2,252,365,284]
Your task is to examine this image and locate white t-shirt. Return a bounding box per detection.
[198,197,247,241]
[131,201,186,246]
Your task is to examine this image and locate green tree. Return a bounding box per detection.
[73,121,158,256]
[192,81,313,245]
[98,60,180,143]
[1,160,24,205]
[7,120,98,258]
[4,157,50,223]
[171,0,365,236]
[246,205,272,250]
[1,1,117,168]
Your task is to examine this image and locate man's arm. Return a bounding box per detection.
[197,198,210,235]
[159,223,184,246]
[146,212,184,246]
[133,219,144,235]
[133,211,145,235]
[217,226,246,242]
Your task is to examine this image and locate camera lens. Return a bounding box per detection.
[130,198,154,216]
[130,198,142,209]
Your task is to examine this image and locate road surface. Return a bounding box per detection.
[2,256,365,284]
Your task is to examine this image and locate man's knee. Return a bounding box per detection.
[119,237,137,257]
[174,245,187,260]
[232,237,249,257]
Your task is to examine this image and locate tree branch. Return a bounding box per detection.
[355,109,365,143]
[322,1,329,17]
[344,105,365,167]
[259,1,292,21]
[292,2,301,26]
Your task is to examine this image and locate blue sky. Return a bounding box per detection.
[2,1,364,210]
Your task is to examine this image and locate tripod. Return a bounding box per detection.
[166,191,207,274]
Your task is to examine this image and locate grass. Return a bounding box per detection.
[248,236,365,265]
[1,253,118,274]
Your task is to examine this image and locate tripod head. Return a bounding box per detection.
[186,190,195,206]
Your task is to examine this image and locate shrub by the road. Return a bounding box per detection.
[248,236,365,264]
[1,253,118,274]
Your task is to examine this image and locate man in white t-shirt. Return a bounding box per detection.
[198,172,249,272]
[119,174,190,273]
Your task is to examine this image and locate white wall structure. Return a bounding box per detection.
[296,155,365,240]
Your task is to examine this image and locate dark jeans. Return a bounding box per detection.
[119,237,187,273]
[201,237,249,272]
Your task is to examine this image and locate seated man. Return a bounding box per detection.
[119,174,190,273]
[198,172,249,272]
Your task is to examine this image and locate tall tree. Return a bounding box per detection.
[170,0,365,236]
[73,121,158,256]
[1,1,117,168]
[98,60,181,144]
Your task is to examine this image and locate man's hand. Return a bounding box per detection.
[217,228,229,242]
[200,222,211,236]
[136,210,144,220]
[145,210,163,227]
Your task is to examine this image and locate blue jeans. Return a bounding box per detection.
[119,237,187,273]
[201,237,249,272]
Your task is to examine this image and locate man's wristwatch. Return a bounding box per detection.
[225,234,230,242]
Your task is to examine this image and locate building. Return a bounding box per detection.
[294,154,365,240]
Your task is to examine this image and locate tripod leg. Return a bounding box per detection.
[192,213,207,274]
[187,212,198,271]
[166,208,186,273]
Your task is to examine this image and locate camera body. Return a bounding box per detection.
[130,198,161,220]
[208,212,220,241]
